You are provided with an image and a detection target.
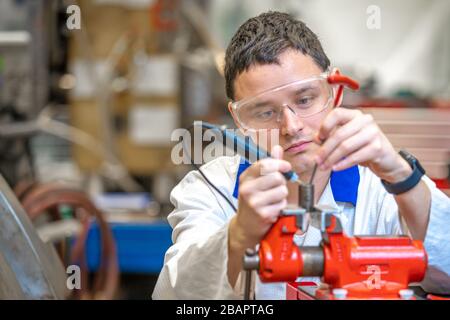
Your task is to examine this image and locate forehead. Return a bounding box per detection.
[233,49,323,101]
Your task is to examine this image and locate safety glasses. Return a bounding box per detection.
[230,70,359,130]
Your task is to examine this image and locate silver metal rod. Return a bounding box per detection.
[310,163,318,184]
[244,270,252,300]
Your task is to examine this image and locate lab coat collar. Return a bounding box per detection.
[232,159,360,206]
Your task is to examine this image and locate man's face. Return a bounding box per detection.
[230,49,332,174]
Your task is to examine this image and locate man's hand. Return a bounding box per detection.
[227,145,290,286]
[314,107,431,241]
[314,108,412,183]
[231,145,291,249]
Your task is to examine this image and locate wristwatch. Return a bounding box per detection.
[381,150,425,195]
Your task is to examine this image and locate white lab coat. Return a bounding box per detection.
[152,155,450,299]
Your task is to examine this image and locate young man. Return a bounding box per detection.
[153,11,450,299]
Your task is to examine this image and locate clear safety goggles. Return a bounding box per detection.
[230,70,359,130]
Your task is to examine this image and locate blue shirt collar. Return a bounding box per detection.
[232,159,360,206]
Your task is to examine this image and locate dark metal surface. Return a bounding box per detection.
[0,174,67,299]
[0,251,24,299]
[299,183,314,212]
[243,248,259,271]
[243,249,258,300]
[300,247,324,277]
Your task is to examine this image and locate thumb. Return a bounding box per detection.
[271,145,284,160]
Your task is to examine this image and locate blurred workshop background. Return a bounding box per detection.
[0,0,448,299]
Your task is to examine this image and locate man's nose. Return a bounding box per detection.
[280,105,303,136]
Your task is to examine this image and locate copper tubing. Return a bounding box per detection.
[13,180,36,201]
[17,183,119,300]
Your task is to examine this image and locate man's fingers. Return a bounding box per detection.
[243,158,292,179]
[316,114,373,164]
[259,199,288,223]
[332,142,381,171]
[242,172,286,192]
[271,145,284,160]
[247,184,288,209]
[320,125,378,170]
[240,145,290,180]
[317,108,364,141]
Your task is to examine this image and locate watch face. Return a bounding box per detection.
[416,160,426,174]
[400,150,413,161]
[400,150,425,174]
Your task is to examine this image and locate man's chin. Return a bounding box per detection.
[285,151,315,173]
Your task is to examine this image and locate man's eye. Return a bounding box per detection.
[296,96,315,108]
[255,110,276,120]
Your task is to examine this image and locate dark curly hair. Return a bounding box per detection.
[224,11,330,100]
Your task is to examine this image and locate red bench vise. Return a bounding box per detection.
[243,183,428,300]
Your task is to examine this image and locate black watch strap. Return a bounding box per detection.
[381,150,425,195]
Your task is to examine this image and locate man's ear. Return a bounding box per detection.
[227,100,234,115]
[331,67,344,108]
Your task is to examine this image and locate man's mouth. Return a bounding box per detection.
[285,140,312,154]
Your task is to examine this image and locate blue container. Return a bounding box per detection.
[85,219,172,274]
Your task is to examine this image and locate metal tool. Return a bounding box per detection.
[197,121,301,183]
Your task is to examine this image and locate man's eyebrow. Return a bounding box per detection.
[251,100,273,108]
[246,85,320,108]
[293,85,317,95]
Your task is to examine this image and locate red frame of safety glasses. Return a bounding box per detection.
[327,71,360,107]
